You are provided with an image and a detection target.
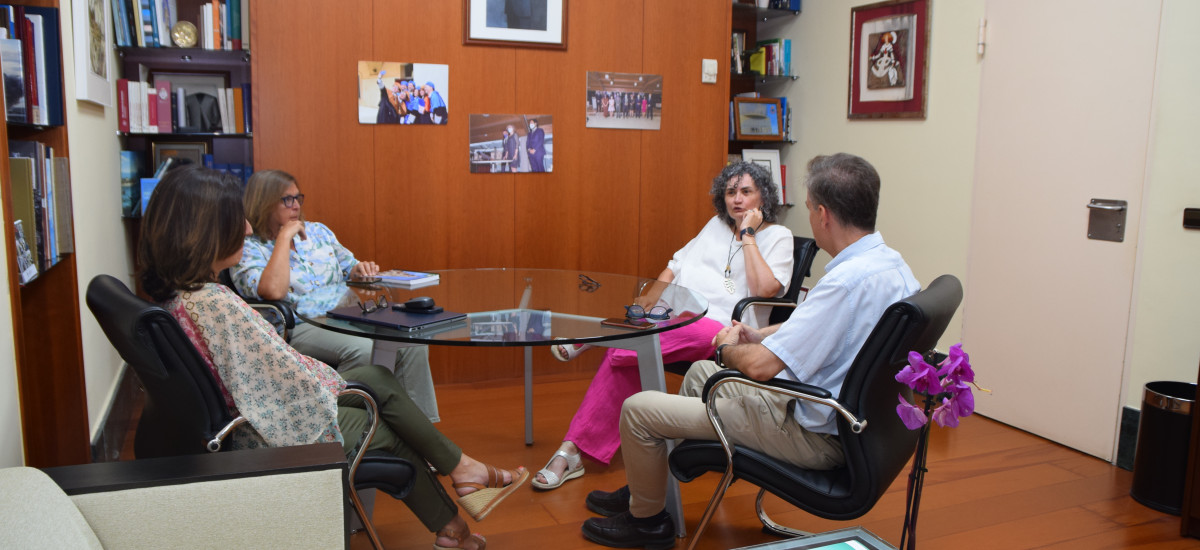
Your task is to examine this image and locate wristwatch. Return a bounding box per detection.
[715,343,732,367]
[740,227,756,238]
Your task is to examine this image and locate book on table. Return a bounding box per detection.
[377,269,439,289]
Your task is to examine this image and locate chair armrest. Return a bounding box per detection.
[700,369,866,435]
[245,300,296,341]
[731,297,797,323]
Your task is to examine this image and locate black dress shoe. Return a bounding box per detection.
[586,485,631,517]
[581,510,676,549]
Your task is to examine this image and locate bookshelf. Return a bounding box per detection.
[0,0,90,467]
[729,2,799,155]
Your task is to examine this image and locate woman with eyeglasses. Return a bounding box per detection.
[140,166,525,549]
[532,161,794,490]
[230,170,438,421]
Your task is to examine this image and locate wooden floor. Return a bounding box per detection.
[348,372,1200,550]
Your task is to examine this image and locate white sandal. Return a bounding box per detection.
[550,341,591,362]
[531,450,585,490]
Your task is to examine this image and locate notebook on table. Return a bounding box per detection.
[326,305,466,332]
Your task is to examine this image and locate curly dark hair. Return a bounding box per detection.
[709,161,781,229]
[138,165,246,302]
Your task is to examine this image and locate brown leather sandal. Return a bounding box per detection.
[432,525,486,550]
[453,465,529,521]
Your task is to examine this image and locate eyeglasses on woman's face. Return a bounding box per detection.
[280,194,305,208]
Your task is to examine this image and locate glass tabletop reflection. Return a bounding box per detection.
[296,268,710,347]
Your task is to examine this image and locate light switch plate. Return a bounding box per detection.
[701,59,718,83]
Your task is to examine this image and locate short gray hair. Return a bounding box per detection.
[804,153,879,232]
[709,161,781,227]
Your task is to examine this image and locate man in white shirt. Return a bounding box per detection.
[581,153,921,549]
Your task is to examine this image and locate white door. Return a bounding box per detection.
[965,1,1161,459]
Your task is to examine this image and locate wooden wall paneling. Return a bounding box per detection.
[372,0,516,273]
[251,0,377,259]
[511,0,644,277]
[637,3,731,278]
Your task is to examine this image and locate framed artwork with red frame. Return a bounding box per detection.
[847,0,930,119]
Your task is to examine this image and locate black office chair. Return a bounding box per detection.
[731,236,819,325]
[665,236,819,376]
[668,274,963,549]
[218,268,296,341]
[85,275,412,550]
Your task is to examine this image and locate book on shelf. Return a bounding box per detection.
[240,82,251,132]
[10,140,69,272]
[143,81,159,133]
[120,150,141,217]
[140,177,159,215]
[9,157,38,271]
[116,78,130,131]
[0,36,24,122]
[229,0,241,49]
[378,270,440,289]
[12,221,37,284]
[24,6,62,125]
[232,85,244,133]
[138,0,158,47]
[154,80,172,132]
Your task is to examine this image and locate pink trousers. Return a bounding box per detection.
[564,316,724,465]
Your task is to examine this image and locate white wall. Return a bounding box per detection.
[0,215,22,467]
[59,3,133,439]
[1124,0,1200,408]
[772,0,985,348]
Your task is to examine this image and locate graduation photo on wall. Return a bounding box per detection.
[357,61,450,125]
[468,114,554,173]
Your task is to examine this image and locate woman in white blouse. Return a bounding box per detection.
[533,162,794,490]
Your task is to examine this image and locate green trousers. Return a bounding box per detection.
[336,365,462,532]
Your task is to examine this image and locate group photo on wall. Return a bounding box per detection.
[468,114,554,173]
[357,61,450,125]
[585,71,662,130]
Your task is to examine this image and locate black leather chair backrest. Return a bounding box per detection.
[829,274,963,517]
[669,274,963,523]
[769,236,819,325]
[85,275,236,459]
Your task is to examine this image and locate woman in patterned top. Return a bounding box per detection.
[139,166,525,550]
[230,169,439,423]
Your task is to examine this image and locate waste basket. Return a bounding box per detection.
[1130,381,1196,515]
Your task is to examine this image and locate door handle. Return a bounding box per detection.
[1087,203,1126,212]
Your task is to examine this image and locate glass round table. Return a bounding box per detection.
[297,268,707,535]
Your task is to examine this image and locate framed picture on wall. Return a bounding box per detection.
[463,0,568,50]
[847,0,930,119]
[74,0,112,106]
[741,148,784,204]
[733,97,784,141]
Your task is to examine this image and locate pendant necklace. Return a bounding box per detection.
[723,232,742,294]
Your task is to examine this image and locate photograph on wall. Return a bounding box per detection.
[463,0,567,50]
[468,114,554,173]
[357,61,450,125]
[585,71,662,130]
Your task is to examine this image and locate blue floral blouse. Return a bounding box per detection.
[230,221,360,318]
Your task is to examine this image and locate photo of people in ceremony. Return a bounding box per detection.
[585,71,662,130]
[357,61,449,125]
[468,114,554,173]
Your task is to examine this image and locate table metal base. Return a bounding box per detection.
[522,333,686,538]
